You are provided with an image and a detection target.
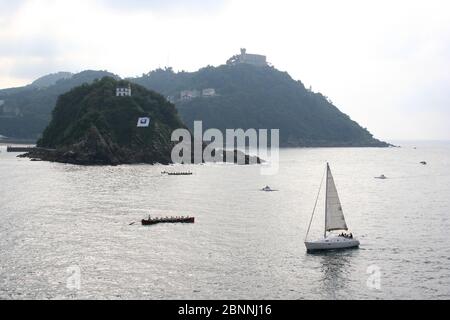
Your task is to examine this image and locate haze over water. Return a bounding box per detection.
[1,142,450,299]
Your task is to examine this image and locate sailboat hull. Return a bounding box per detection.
[305,236,360,252]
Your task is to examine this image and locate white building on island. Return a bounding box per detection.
[116,84,132,97]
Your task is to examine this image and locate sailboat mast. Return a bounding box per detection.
[324,163,329,239]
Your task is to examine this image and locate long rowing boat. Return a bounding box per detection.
[141,216,195,226]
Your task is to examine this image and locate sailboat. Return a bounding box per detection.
[304,163,360,252]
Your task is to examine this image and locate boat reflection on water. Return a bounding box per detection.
[311,251,359,299]
[320,252,351,299]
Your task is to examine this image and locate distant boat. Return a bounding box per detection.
[375,174,387,179]
[141,216,195,226]
[304,163,360,252]
[420,161,427,165]
[261,186,275,192]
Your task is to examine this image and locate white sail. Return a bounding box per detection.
[325,164,348,232]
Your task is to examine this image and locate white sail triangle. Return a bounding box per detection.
[325,163,348,232]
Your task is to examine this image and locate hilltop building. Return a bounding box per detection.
[227,48,268,67]
[116,84,132,97]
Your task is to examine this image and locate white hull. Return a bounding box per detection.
[305,236,360,252]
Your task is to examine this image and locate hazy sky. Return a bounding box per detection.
[1,0,449,140]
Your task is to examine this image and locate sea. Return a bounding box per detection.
[1,141,449,300]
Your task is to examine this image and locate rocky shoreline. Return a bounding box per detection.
[19,147,262,166]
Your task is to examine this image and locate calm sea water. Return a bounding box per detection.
[1,142,450,300]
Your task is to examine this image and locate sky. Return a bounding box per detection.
[0,0,449,141]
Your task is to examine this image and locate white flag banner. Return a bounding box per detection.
[137,117,151,127]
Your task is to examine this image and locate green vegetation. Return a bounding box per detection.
[1,65,388,147]
[34,77,186,165]
[134,65,388,147]
[0,70,118,139]
[30,72,74,88]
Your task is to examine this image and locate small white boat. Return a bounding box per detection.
[304,163,360,252]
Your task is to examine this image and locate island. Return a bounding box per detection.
[21,77,261,165]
